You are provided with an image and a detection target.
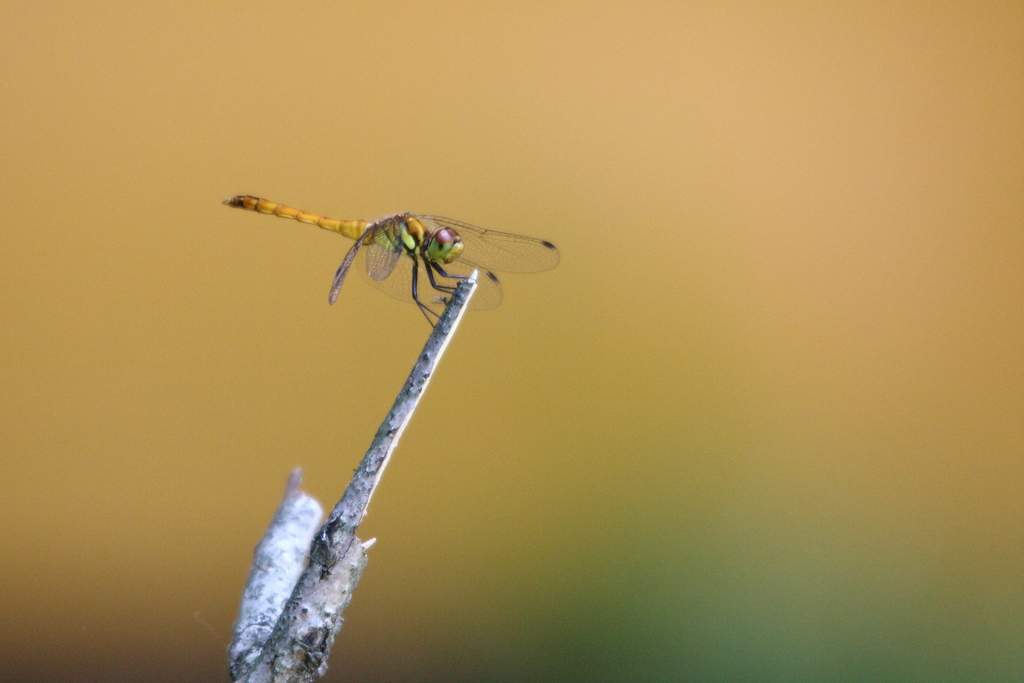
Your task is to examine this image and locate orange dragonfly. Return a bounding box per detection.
[224,195,559,322]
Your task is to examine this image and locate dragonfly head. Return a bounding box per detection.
[425,228,464,264]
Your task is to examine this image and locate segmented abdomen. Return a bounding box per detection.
[223,195,368,240]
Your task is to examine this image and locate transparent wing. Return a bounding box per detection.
[363,220,404,282]
[354,249,503,317]
[419,215,560,273]
[328,230,371,305]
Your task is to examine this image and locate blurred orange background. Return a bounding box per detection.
[1,2,1021,681]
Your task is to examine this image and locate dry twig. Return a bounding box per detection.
[230,273,478,683]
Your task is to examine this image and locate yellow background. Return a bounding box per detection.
[1,2,1021,681]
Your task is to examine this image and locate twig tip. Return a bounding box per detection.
[285,468,303,499]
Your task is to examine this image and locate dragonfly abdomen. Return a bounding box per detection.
[223,195,368,240]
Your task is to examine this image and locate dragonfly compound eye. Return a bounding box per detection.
[427,228,464,263]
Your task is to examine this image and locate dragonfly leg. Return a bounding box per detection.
[425,261,463,297]
[410,258,441,325]
[429,261,468,283]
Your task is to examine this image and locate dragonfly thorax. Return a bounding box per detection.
[392,214,464,264]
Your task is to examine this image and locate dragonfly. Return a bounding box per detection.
[223,195,560,323]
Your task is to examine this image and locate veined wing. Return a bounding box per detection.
[419,216,560,273]
[354,249,503,317]
[328,230,373,305]
[363,219,404,282]
[329,217,404,304]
